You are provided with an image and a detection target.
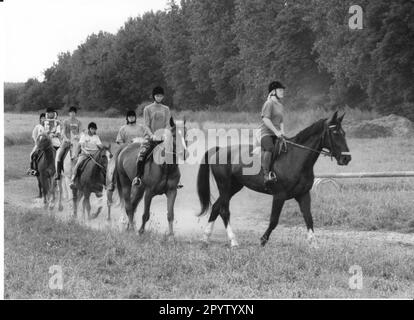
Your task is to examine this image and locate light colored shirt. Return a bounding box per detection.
[79,132,102,154]
[43,119,62,147]
[258,99,284,138]
[32,124,44,144]
[63,118,82,141]
[143,103,171,138]
[116,123,147,144]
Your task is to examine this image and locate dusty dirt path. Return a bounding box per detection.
[5,164,414,248]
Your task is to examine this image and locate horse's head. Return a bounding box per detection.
[167,117,188,161]
[97,144,113,170]
[322,111,351,166]
[37,133,53,151]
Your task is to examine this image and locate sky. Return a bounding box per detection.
[2,0,168,83]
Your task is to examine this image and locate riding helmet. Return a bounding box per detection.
[126,110,137,124]
[152,86,165,98]
[69,106,77,113]
[268,81,285,93]
[46,107,55,114]
[88,122,97,130]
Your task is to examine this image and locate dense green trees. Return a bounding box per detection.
[5,0,414,120]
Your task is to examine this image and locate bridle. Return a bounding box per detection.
[284,120,338,159]
[87,148,111,174]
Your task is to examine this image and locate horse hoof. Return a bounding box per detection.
[230,241,239,248]
[200,241,209,249]
[308,239,319,249]
[260,237,267,247]
[58,205,64,211]
[138,229,144,235]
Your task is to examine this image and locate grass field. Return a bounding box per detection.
[4,107,379,146]
[4,205,414,299]
[3,111,414,299]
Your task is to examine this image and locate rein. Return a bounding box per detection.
[285,140,331,157]
[86,150,109,174]
[284,121,334,159]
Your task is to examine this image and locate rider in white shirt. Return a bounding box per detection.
[69,122,103,189]
[27,113,46,176]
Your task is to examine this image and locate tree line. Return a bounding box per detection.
[4,0,414,121]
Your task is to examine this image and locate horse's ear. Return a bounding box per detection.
[170,116,175,128]
[329,111,338,124]
[338,112,345,123]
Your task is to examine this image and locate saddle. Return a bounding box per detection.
[139,140,165,165]
[74,154,95,181]
[251,137,288,160]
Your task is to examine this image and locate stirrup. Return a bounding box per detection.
[69,182,76,190]
[268,171,277,181]
[132,177,142,186]
[107,183,115,192]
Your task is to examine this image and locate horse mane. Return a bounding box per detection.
[37,134,53,151]
[291,118,327,143]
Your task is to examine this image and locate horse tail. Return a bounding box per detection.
[197,147,220,216]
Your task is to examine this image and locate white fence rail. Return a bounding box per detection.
[313,171,414,191]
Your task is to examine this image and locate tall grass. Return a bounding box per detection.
[4,107,378,146]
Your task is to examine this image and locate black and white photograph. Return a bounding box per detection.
[1,0,414,303]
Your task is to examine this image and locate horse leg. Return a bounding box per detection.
[166,188,177,239]
[260,195,286,246]
[122,184,135,231]
[295,192,317,247]
[72,188,78,218]
[221,180,243,247]
[48,178,57,211]
[57,178,64,211]
[90,193,103,219]
[106,190,113,221]
[83,193,92,220]
[37,177,42,198]
[138,188,152,235]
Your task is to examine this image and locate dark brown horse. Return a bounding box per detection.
[114,117,187,237]
[36,133,57,210]
[71,146,112,220]
[197,111,351,247]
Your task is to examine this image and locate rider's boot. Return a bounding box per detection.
[55,161,62,181]
[262,151,277,186]
[132,157,145,186]
[30,154,39,176]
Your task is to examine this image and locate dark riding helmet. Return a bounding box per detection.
[88,122,97,130]
[68,106,77,113]
[268,81,285,93]
[152,86,165,99]
[46,107,55,114]
[126,109,137,124]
